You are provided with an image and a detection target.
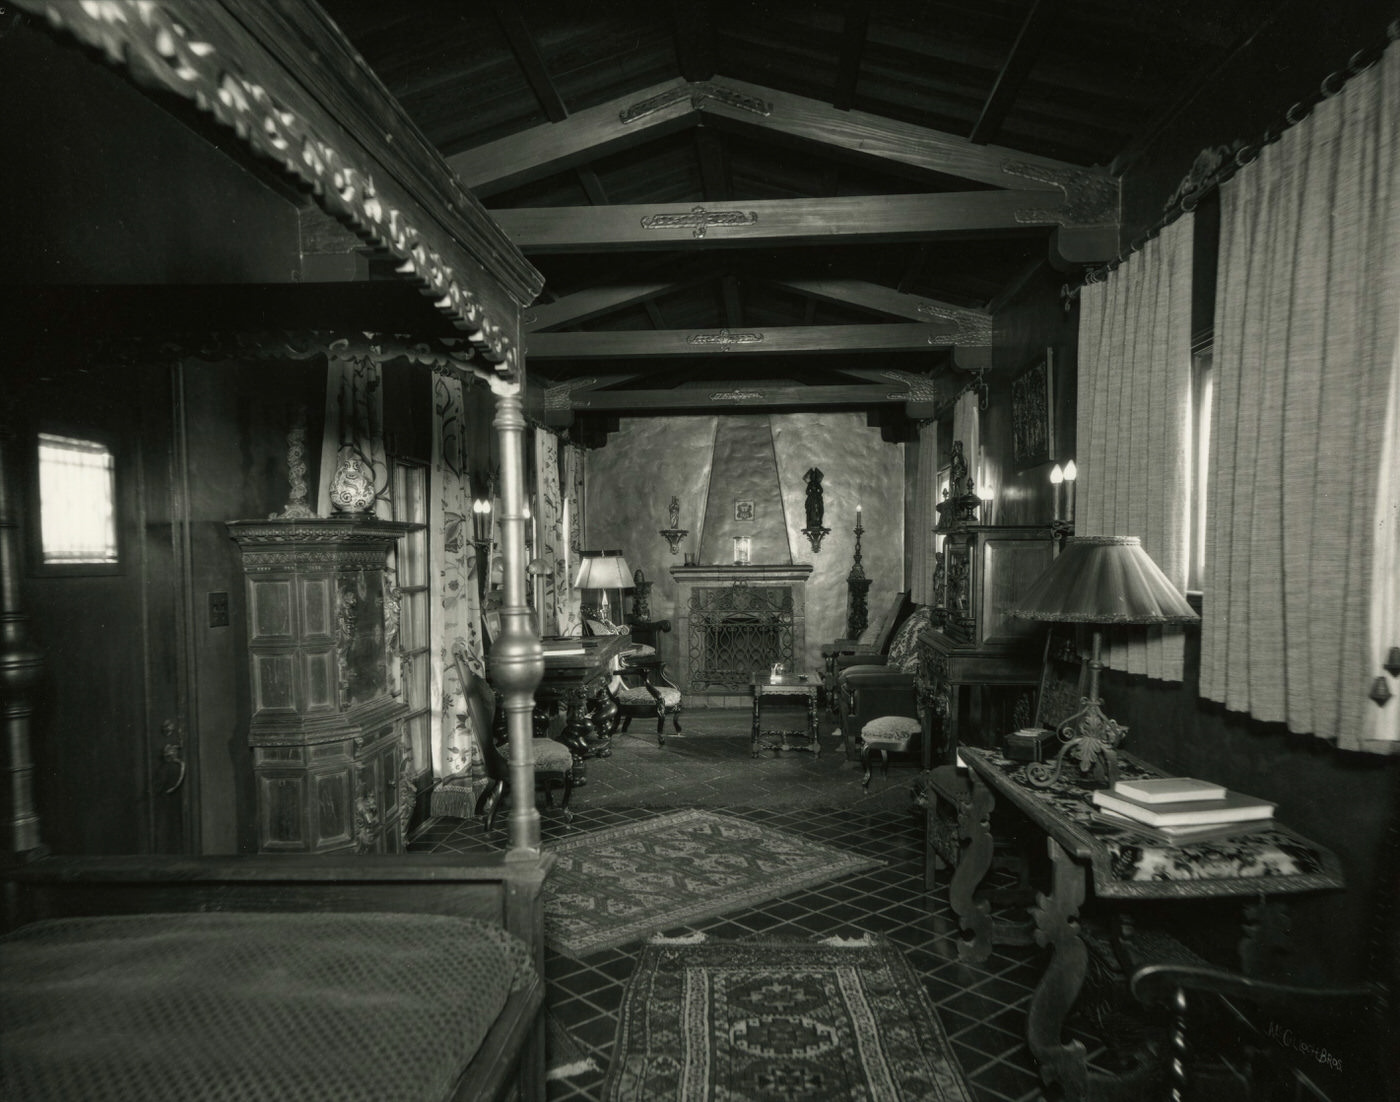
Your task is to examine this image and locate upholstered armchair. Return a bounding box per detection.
[834,605,932,763]
[819,590,911,712]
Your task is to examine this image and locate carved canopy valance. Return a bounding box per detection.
[14,0,544,382]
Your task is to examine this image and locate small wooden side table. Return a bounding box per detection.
[750,673,820,758]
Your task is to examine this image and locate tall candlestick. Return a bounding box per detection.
[1050,464,1064,522]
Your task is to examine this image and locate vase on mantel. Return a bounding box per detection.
[328,445,379,515]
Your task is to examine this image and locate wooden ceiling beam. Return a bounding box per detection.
[704,75,1116,206]
[670,0,715,82]
[490,1,568,123]
[445,78,698,196]
[448,77,1117,225]
[576,167,610,205]
[572,382,914,413]
[832,0,872,111]
[494,190,1064,252]
[771,279,991,344]
[526,323,960,359]
[970,0,1063,145]
[694,125,730,201]
[525,278,704,331]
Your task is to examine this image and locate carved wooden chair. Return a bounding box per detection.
[455,646,573,830]
[607,649,684,747]
[1129,963,1390,1101]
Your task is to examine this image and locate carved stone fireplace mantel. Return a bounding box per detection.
[670,564,813,696]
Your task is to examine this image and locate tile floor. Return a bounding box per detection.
[410,710,1118,1102]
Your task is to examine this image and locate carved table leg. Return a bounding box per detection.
[949,772,996,962]
[807,689,820,758]
[1239,896,1291,979]
[751,691,760,758]
[1027,837,1089,1101]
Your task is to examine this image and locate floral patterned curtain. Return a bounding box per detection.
[428,373,487,817]
[561,441,585,634]
[533,429,562,633]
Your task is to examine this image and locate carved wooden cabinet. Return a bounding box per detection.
[922,525,1055,764]
[227,517,418,854]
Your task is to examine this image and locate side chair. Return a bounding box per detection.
[454,645,574,830]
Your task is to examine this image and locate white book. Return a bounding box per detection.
[1091,788,1277,827]
[1111,777,1227,804]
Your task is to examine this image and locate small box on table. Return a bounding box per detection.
[1004,727,1056,762]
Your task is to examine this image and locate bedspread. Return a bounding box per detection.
[1,911,536,1102]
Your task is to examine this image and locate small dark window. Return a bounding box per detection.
[37,432,118,565]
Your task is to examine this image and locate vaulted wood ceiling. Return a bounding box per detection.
[313,0,1276,428]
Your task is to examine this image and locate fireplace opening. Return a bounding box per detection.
[687,587,794,691]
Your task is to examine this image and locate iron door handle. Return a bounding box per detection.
[161,721,186,795]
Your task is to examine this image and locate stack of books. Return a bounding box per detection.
[1090,776,1276,845]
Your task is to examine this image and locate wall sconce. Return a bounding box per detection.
[1050,461,1076,547]
[471,495,493,551]
[659,494,689,554]
[733,535,751,565]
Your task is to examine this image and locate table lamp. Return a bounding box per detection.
[573,549,634,626]
[1009,535,1199,788]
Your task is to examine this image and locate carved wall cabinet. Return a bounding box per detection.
[227,517,418,854]
[922,525,1055,764]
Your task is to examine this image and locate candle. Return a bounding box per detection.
[1050,464,1064,521]
[856,503,862,527]
[1063,461,1077,523]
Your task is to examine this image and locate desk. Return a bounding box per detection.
[944,747,1345,1100]
[750,673,820,758]
[537,635,627,772]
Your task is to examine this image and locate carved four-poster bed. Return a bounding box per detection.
[1,2,551,1099]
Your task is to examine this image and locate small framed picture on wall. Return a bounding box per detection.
[1012,348,1055,470]
[734,500,755,521]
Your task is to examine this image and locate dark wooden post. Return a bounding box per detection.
[0,421,45,858]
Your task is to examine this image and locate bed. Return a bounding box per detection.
[2,3,556,1098]
[1,852,553,1102]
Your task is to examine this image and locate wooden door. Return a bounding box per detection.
[10,355,193,855]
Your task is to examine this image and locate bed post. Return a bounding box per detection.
[486,370,545,859]
[0,419,45,860]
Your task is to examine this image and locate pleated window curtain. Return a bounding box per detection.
[1076,214,1195,682]
[910,419,938,605]
[1203,41,1400,752]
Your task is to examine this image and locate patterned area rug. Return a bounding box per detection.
[544,810,882,956]
[602,934,976,1102]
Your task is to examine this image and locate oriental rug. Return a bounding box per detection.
[601,934,976,1102]
[543,810,882,956]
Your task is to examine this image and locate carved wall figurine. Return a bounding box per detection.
[803,467,825,530]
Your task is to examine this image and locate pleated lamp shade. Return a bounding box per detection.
[1010,535,1198,625]
[573,550,634,591]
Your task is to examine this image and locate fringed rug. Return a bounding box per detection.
[602,934,976,1102]
[543,810,882,956]
[546,1011,599,1082]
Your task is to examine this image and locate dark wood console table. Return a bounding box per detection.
[941,747,1345,1101]
[536,635,627,771]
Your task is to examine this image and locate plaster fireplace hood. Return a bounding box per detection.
[665,416,815,695]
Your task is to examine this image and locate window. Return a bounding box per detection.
[391,459,431,779]
[1186,341,1214,592]
[37,432,117,565]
